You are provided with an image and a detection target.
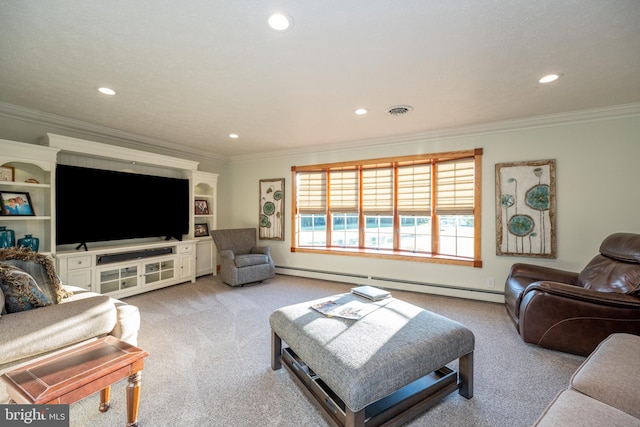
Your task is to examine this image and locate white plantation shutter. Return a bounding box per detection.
[397,164,431,215]
[329,169,359,213]
[362,167,393,215]
[435,158,474,214]
[297,171,327,214]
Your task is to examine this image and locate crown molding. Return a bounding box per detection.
[229,102,640,163]
[0,102,228,163]
[2,101,638,166]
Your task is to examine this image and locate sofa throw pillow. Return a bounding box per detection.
[0,247,72,303]
[0,284,5,316]
[0,263,53,313]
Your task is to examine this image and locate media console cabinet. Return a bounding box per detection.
[56,239,197,298]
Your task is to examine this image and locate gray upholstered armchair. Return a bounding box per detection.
[211,228,275,287]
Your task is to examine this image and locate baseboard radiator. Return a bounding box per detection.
[275,266,504,304]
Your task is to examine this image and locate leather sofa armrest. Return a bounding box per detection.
[525,281,640,309]
[509,263,579,285]
[519,283,640,355]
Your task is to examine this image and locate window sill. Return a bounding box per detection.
[291,246,482,267]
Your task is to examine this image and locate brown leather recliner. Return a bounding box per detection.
[504,232,640,356]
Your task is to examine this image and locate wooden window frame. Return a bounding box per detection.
[291,149,483,267]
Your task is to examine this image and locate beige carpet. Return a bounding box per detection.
[68,274,584,427]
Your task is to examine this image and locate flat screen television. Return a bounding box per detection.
[56,164,189,248]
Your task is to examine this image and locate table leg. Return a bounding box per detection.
[458,351,474,399]
[99,386,111,412]
[271,330,282,370]
[126,371,142,427]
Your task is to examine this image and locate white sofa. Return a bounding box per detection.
[533,333,640,426]
[0,248,140,403]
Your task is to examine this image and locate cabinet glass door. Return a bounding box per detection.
[144,259,175,284]
[99,265,138,293]
[144,262,161,284]
[161,260,175,280]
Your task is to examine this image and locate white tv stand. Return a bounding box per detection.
[36,132,217,297]
[56,240,197,298]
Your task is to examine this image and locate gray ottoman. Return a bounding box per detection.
[270,293,475,427]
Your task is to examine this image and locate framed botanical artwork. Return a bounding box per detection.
[495,159,556,258]
[259,178,284,240]
[0,166,15,182]
[0,191,35,216]
[194,199,209,215]
[194,223,209,237]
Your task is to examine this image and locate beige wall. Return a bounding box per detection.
[224,114,640,301]
[2,108,639,301]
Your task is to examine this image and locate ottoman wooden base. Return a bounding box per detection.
[274,335,472,427]
[270,294,475,427]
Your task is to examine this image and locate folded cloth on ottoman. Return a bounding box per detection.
[270,293,475,412]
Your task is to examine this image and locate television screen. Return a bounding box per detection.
[56,165,189,247]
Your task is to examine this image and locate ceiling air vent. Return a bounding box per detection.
[387,105,413,116]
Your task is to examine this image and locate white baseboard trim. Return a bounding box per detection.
[275,266,505,304]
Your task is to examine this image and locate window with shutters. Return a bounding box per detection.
[291,148,482,267]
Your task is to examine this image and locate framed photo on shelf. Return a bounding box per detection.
[194,199,209,215]
[194,223,210,238]
[0,191,35,216]
[0,166,15,182]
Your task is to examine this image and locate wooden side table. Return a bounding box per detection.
[1,336,149,427]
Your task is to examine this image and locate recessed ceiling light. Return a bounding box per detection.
[355,108,368,115]
[539,73,562,84]
[98,87,116,95]
[229,133,239,139]
[268,12,293,31]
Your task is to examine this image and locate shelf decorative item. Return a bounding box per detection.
[0,165,15,182]
[194,223,209,237]
[17,234,39,252]
[0,226,16,248]
[194,199,209,215]
[0,191,35,216]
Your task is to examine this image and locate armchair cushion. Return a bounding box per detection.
[578,254,640,295]
[213,228,257,255]
[599,232,640,263]
[235,254,269,268]
[570,333,640,419]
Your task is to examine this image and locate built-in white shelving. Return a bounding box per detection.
[189,170,218,277]
[0,139,59,254]
[1,134,218,297]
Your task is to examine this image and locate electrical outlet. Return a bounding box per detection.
[486,277,495,288]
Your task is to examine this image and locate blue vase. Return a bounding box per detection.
[18,234,39,252]
[0,226,16,248]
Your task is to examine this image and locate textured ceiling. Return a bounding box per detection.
[1,1,639,160]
